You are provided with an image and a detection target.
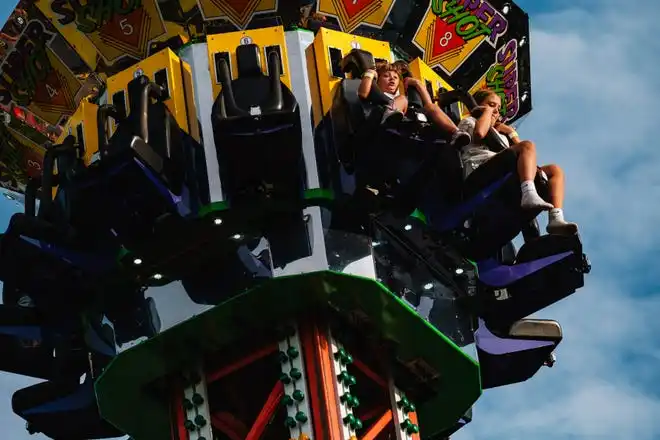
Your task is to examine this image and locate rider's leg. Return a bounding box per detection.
[424,103,471,148]
[382,95,407,125]
[540,164,579,235]
[510,140,554,211]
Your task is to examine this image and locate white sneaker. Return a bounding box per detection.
[521,192,554,211]
[547,219,578,235]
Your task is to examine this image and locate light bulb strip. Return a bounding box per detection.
[279,322,314,439]
[389,381,420,440]
[329,330,359,440]
[182,365,213,440]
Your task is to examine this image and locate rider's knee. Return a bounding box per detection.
[517,140,536,154]
[543,164,564,178]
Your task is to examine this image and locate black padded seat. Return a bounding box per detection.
[0,305,88,380]
[478,234,591,328]
[35,137,117,252]
[181,237,273,305]
[211,43,304,207]
[477,318,562,389]
[99,76,186,195]
[418,88,552,260]
[330,49,447,217]
[0,138,120,300]
[13,375,122,440]
[89,75,208,253]
[0,137,121,299]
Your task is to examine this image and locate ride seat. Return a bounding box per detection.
[39,137,117,251]
[421,88,550,260]
[101,76,186,195]
[93,75,203,251]
[12,374,122,440]
[330,49,447,216]
[211,43,303,206]
[0,305,89,380]
[476,318,561,389]
[0,138,119,299]
[477,234,591,328]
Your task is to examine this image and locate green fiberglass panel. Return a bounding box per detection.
[95,271,481,439]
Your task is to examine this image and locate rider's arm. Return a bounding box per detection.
[495,122,521,144]
[358,69,377,100]
[404,78,434,107]
[472,106,495,140]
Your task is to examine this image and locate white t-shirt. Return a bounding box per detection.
[384,90,400,100]
[457,116,510,178]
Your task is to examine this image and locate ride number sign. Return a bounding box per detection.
[412,0,508,76]
[0,20,82,125]
[47,0,168,65]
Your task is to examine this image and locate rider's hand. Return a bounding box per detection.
[403,77,421,89]
[495,122,516,135]
[471,105,491,118]
[362,69,378,80]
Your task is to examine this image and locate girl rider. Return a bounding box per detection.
[357,61,472,149]
[458,89,578,235]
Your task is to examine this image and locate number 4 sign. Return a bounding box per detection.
[46,84,59,99]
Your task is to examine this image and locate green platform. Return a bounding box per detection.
[95,271,481,439]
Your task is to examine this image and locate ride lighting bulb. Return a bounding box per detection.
[153,273,163,280]
[423,283,433,290]
[502,4,511,14]
[455,268,464,275]
[213,218,222,225]
[404,224,412,231]
[133,258,143,265]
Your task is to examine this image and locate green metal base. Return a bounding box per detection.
[95,271,481,439]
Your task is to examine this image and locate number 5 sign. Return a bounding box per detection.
[119,19,134,36]
[45,0,167,67]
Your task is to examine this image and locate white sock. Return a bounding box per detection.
[520,180,554,210]
[520,180,537,196]
[549,208,564,223]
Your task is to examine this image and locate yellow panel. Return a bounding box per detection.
[181,62,201,143]
[106,49,193,137]
[206,26,291,100]
[311,28,393,122]
[407,58,472,117]
[56,100,101,166]
[305,45,323,129]
[407,58,454,97]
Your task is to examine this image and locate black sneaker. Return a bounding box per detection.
[450,130,471,149]
[381,109,404,127]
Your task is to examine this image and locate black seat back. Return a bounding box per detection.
[37,137,78,224]
[215,44,294,119]
[481,234,589,327]
[438,87,462,125]
[100,75,185,195]
[477,318,561,389]
[13,375,122,440]
[211,43,303,206]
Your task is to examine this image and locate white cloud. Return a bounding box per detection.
[456,1,660,439]
[0,1,658,439]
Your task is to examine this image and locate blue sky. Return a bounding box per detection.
[0,0,659,439]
